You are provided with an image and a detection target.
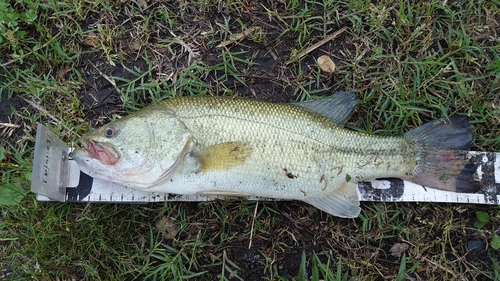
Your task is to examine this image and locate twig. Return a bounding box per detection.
[248,201,259,249]
[0,120,20,138]
[423,257,458,279]
[20,96,71,131]
[20,96,59,124]
[221,249,227,279]
[288,26,347,63]
[0,123,21,128]
[169,31,200,64]
[1,31,63,67]
[88,61,121,95]
[217,27,261,48]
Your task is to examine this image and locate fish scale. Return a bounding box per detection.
[147,97,416,198]
[170,97,414,171]
[72,93,475,218]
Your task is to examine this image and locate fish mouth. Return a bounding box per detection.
[82,137,120,165]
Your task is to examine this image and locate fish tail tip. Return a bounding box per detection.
[411,150,479,193]
[405,115,477,193]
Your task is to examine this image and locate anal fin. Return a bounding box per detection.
[304,182,360,218]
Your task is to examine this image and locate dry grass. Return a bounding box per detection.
[1,0,499,280]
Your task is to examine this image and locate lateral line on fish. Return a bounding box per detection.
[178,112,413,159]
[178,112,357,144]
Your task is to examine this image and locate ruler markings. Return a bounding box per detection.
[31,126,500,205]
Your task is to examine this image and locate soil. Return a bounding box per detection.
[1,0,499,279]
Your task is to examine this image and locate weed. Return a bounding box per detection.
[475,211,491,229]
[1,0,499,280]
[0,142,32,206]
[0,0,38,50]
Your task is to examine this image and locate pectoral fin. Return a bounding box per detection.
[304,182,360,218]
[194,141,253,172]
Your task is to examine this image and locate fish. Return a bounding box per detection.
[71,92,476,218]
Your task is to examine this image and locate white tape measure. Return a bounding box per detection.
[31,124,500,205]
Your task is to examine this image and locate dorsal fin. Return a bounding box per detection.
[193,142,253,172]
[293,91,357,127]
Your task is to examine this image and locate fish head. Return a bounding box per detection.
[72,109,192,188]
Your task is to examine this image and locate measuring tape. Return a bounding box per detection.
[31,124,500,204]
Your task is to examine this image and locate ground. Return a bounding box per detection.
[1,0,500,280]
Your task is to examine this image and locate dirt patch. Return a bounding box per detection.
[1,0,499,279]
[73,0,357,115]
[0,92,27,146]
[77,53,151,126]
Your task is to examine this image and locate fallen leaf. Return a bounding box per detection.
[82,32,99,47]
[156,216,179,240]
[129,41,141,51]
[389,242,409,258]
[317,55,336,73]
[416,266,427,273]
[137,0,148,9]
[217,27,260,48]
[57,64,70,78]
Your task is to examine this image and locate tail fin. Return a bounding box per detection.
[404,115,478,193]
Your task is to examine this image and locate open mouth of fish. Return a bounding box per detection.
[82,137,120,165]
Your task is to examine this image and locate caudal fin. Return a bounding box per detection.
[404,115,478,193]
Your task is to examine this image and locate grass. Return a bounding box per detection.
[1,0,500,279]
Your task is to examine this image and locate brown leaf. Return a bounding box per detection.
[82,32,99,47]
[129,41,141,51]
[389,242,409,258]
[217,27,260,48]
[57,64,70,78]
[416,266,427,273]
[156,216,179,240]
[317,55,336,73]
[137,0,148,9]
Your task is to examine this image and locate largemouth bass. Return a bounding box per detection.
[71,92,475,218]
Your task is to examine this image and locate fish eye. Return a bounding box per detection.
[103,124,118,138]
